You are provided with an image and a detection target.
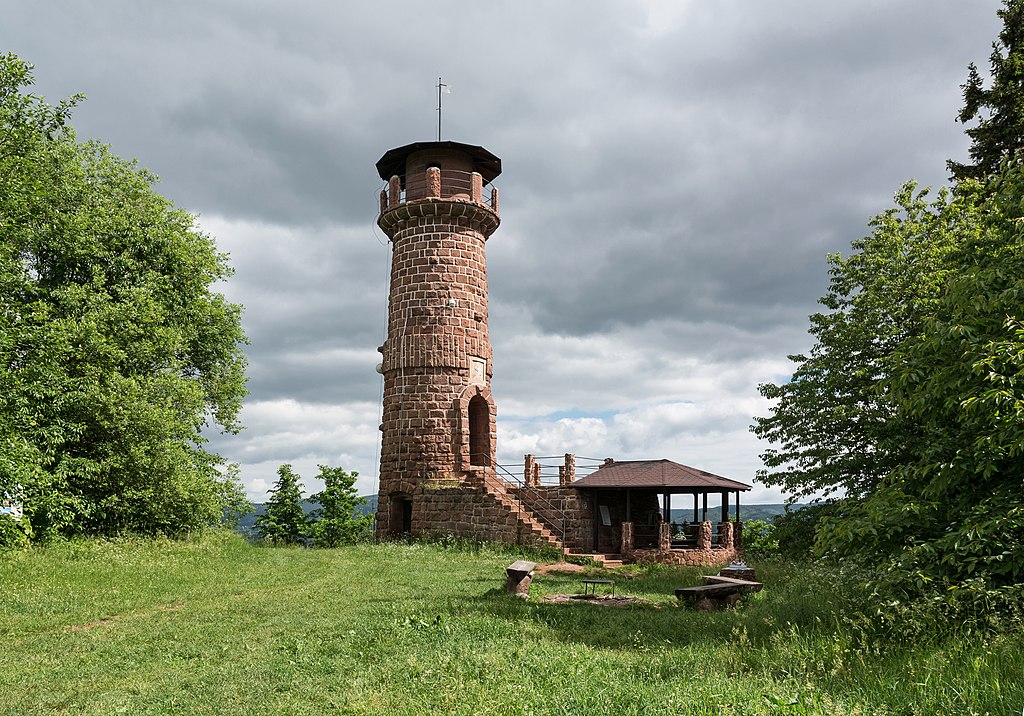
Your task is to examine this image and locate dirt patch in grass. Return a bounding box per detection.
[65,604,184,632]
[541,593,660,608]
[536,561,588,574]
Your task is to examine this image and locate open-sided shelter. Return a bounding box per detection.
[571,459,751,563]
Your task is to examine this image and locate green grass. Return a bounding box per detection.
[1,532,1021,715]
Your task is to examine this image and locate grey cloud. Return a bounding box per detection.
[2,0,1004,501]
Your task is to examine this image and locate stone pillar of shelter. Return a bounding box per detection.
[620,521,634,555]
[697,521,712,550]
[657,522,671,553]
[719,521,734,550]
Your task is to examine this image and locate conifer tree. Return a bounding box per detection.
[948,0,1024,180]
[254,465,308,544]
[309,465,371,547]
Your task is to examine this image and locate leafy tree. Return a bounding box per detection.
[0,54,248,538]
[770,504,839,561]
[255,465,308,544]
[309,465,371,547]
[756,3,1024,611]
[817,164,1024,597]
[752,183,968,501]
[757,159,1024,608]
[948,0,1024,181]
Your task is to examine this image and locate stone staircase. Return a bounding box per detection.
[481,474,564,550]
[480,475,629,568]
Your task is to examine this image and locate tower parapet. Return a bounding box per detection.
[377,140,500,218]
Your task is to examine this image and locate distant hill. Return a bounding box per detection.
[237,495,376,537]
[361,494,377,515]
[670,503,807,523]
[235,498,800,536]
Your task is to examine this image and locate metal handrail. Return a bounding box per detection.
[492,462,574,548]
[380,168,499,212]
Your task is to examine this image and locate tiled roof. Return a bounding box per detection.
[572,459,750,491]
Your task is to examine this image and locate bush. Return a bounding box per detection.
[740,518,778,558]
[309,466,372,548]
[772,502,838,559]
[0,514,33,550]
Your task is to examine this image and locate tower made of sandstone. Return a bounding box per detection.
[374,141,502,538]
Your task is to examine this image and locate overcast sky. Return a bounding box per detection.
[3,1,1003,503]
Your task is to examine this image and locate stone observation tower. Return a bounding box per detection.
[370,141,749,564]
[374,141,504,538]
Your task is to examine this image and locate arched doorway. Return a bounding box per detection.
[468,395,490,467]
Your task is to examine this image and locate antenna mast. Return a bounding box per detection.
[436,77,448,141]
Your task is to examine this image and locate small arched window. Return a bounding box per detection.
[468,395,490,467]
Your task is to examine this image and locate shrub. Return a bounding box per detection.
[740,518,778,558]
[0,514,33,550]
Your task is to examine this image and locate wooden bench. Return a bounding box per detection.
[676,575,763,610]
[700,574,763,592]
[505,560,537,595]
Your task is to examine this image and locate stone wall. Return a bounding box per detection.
[402,477,563,548]
[630,546,738,568]
[620,519,740,567]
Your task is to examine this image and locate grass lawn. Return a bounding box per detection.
[1,531,1020,715]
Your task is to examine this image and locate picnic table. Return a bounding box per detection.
[581,578,614,596]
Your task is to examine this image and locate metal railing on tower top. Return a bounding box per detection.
[380,168,499,214]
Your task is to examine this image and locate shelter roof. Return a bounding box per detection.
[572,459,751,491]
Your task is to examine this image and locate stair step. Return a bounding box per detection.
[482,474,566,550]
[564,552,625,568]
